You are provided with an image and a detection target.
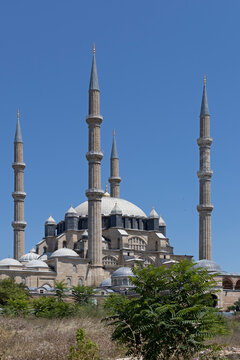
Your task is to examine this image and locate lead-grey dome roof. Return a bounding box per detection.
[50,248,79,258]
[26,259,49,268]
[0,258,22,267]
[75,197,146,218]
[20,248,40,262]
[99,277,112,287]
[193,260,222,273]
[111,267,134,278]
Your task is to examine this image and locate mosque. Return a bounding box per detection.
[0,46,239,310]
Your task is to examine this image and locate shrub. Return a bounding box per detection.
[4,295,30,316]
[55,280,68,301]
[68,328,102,360]
[0,277,29,305]
[71,285,95,305]
[104,260,226,360]
[32,296,73,318]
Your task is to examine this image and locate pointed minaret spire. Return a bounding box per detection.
[89,43,99,91]
[200,75,209,116]
[197,75,213,260]
[111,129,119,159]
[14,108,23,143]
[109,130,121,198]
[12,109,26,259]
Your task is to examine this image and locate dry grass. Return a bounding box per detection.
[0,316,125,360]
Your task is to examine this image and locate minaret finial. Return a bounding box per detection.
[200,75,209,116]
[17,108,19,121]
[89,44,99,91]
[113,128,115,137]
[93,43,95,55]
[204,74,206,85]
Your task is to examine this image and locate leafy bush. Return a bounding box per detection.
[68,328,102,360]
[4,295,30,316]
[71,285,94,305]
[33,296,74,318]
[0,278,29,305]
[104,260,226,360]
[55,280,68,301]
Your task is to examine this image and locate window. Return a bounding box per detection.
[22,277,26,285]
[67,278,71,287]
[128,237,146,251]
[73,264,77,273]
[78,278,83,286]
[223,278,233,290]
[102,256,117,265]
[63,241,67,248]
[43,246,47,254]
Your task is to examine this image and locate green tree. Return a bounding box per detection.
[68,328,102,360]
[55,280,68,301]
[33,296,73,318]
[71,285,94,305]
[5,295,30,316]
[104,260,226,360]
[0,277,29,306]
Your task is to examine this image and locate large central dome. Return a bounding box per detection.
[75,197,147,218]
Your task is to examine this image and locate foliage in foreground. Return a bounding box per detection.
[0,277,29,306]
[104,260,227,360]
[68,328,102,360]
[72,285,95,305]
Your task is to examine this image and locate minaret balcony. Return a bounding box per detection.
[197,204,214,213]
[197,170,213,179]
[86,115,103,125]
[12,162,26,170]
[86,151,103,162]
[86,188,104,199]
[12,220,27,230]
[109,176,121,184]
[12,191,26,200]
[197,137,213,147]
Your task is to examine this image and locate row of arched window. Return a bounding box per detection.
[222,278,240,290]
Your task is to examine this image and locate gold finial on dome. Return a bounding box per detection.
[204,74,206,85]
[93,43,95,55]
[17,108,19,121]
[104,182,110,197]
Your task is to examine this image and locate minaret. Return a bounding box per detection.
[86,44,104,269]
[197,76,214,260]
[12,109,26,260]
[109,130,121,198]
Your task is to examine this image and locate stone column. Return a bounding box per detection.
[12,109,26,259]
[197,76,213,260]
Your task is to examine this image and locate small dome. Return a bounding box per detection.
[45,215,56,225]
[99,277,111,287]
[149,207,159,218]
[50,248,79,258]
[159,216,166,226]
[111,202,122,215]
[193,260,222,273]
[65,206,78,216]
[26,259,48,268]
[112,267,134,278]
[20,248,40,262]
[0,258,22,267]
[82,230,88,238]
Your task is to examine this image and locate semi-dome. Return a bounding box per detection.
[193,259,222,273]
[75,197,146,218]
[20,248,40,262]
[50,248,79,258]
[111,267,134,278]
[25,259,48,268]
[0,258,22,267]
[99,277,111,287]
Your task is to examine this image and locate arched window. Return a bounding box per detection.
[128,237,146,251]
[235,280,240,290]
[102,256,117,265]
[211,294,218,307]
[78,278,83,286]
[67,278,71,287]
[43,246,47,254]
[63,241,67,248]
[22,277,26,285]
[223,278,233,290]
[73,264,77,273]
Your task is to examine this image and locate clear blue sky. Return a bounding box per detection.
[0,0,239,272]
